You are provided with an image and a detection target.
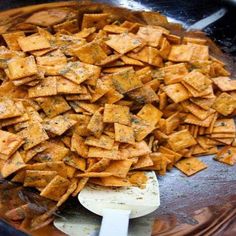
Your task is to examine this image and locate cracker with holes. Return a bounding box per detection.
[18,121,49,150]
[137,25,163,47]
[160,63,188,85]
[1,152,26,178]
[137,104,163,126]
[103,104,130,126]
[112,67,143,94]
[131,115,155,142]
[212,119,235,133]
[212,92,236,116]
[73,41,107,64]
[7,56,38,80]
[0,97,22,119]
[105,33,142,54]
[163,83,190,103]
[85,135,114,150]
[114,123,135,144]
[87,110,104,138]
[56,76,87,94]
[81,13,109,29]
[3,31,25,51]
[212,76,236,91]
[24,170,57,188]
[168,44,194,62]
[183,70,212,92]
[36,96,70,118]
[128,46,163,67]
[168,129,197,151]
[0,130,23,157]
[40,175,70,201]
[59,61,101,85]
[43,115,76,136]
[175,157,207,176]
[28,77,57,98]
[18,35,50,52]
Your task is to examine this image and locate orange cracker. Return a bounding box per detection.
[7,56,38,80]
[163,83,190,103]
[183,70,212,92]
[17,121,49,150]
[3,31,25,51]
[137,104,163,126]
[112,67,143,94]
[212,76,236,91]
[168,44,194,62]
[103,104,130,126]
[40,175,70,201]
[114,123,135,144]
[212,92,236,116]
[160,63,188,85]
[105,33,142,54]
[184,113,216,127]
[87,110,104,138]
[105,160,133,178]
[168,129,197,151]
[1,152,26,178]
[28,77,57,98]
[175,157,207,176]
[0,130,23,157]
[18,35,50,52]
[212,119,235,133]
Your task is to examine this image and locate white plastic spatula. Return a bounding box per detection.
[78,171,159,236]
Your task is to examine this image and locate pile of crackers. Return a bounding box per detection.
[0,10,235,206]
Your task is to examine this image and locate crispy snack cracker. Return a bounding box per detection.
[175,157,207,176]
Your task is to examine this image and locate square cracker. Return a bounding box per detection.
[73,41,107,64]
[137,25,163,47]
[87,110,104,138]
[3,31,25,51]
[212,76,236,91]
[40,175,70,201]
[105,33,142,54]
[24,170,57,187]
[56,76,87,94]
[184,113,216,127]
[127,46,163,67]
[85,135,114,150]
[71,133,88,158]
[18,121,49,150]
[18,35,50,52]
[183,70,212,92]
[114,123,135,144]
[188,43,209,61]
[103,104,130,126]
[168,129,197,151]
[1,152,26,178]
[105,160,133,178]
[59,61,101,85]
[131,115,155,142]
[212,92,236,116]
[168,44,194,62]
[137,104,162,126]
[0,97,22,119]
[112,67,143,94]
[43,115,76,136]
[160,63,188,85]
[213,119,235,134]
[81,13,109,29]
[36,96,70,118]
[175,157,207,176]
[163,83,190,103]
[28,77,57,98]
[7,56,38,80]
[0,130,23,157]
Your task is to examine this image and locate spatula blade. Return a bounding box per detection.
[78,171,159,219]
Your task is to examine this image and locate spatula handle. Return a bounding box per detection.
[99,209,131,236]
